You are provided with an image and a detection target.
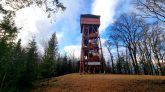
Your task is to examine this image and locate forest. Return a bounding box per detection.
[0,0,165,92]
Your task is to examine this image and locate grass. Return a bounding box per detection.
[32,73,165,92]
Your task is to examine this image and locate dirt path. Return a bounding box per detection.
[32,73,165,92]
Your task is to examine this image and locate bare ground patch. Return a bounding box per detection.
[32,73,165,92]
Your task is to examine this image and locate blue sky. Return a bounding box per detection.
[14,0,134,59]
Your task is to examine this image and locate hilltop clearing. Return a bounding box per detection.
[32,73,165,92]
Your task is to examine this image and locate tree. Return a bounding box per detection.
[40,32,58,78]
[6,39,27,92]
[148,23,165,75]
[104,41,115,73]
[0,14,17,46]
[0,15,18,92]
[67,48,77,72]
[24,38,38,88]
[0,14,18,63]
[136,0,165,22]
[110,34,122,74]
[62,54,69,74]
[44,32,58,60]
[137,21,157,75]
[109,13,143,74]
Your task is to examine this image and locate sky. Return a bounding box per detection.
[14,0,134,60]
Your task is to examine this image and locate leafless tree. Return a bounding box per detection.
[110,34,122,74]
[148,22,165,75]
[66,48,78,72]
[137,21,156,75]
[109,13,143,74]
[136,0,165,22]
[104,41,115,73]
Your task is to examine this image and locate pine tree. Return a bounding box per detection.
[23,38,38,88]
[0,15,18,92]
[11,39,28,91]
[40,32,58,78]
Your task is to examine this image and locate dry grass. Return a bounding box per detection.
[32,73,165,92]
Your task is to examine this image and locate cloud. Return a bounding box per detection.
[14,0,88,55]
[91,0,118,33]
[15,5,62,54]
[64,45,81,58]
[91,0,135,33]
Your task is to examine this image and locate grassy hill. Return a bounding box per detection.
[32,73,165,92]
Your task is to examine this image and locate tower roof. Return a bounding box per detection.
[81,14,100,19]
[80,14,100,25]
[80,14,100,33]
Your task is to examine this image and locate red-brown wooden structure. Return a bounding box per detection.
[80,14,105,73]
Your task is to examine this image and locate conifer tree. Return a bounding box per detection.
[24,38,38,88]
[40,32,58,78]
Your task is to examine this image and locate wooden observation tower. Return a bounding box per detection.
[80,14,105,73]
